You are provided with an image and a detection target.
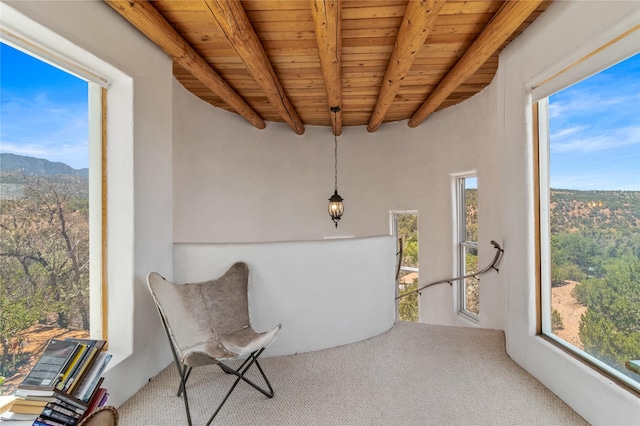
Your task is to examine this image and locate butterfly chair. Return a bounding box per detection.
[147,262,281,426]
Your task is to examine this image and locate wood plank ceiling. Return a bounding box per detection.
[105,0,552,135]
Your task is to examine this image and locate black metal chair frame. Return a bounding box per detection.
[156,305,275,426]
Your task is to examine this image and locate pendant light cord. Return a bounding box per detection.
[334,133,338,192]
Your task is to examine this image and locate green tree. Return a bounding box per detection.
[465,250,479,314]
[397,214,418,321]
[0,284,44,376]
[549,189,640,381]
[398,278,418,322]
[551,232,603,277]
[0,175,90,330]
[575,259,640,378]
[465,188,478,242]
[0,173,90,387]
[551,309,564,331]
[398,215,418,267]
[551,262,585,287]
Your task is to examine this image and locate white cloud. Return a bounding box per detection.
[551,125,640,153]
[549,86,638,120]
[550,125,584,139]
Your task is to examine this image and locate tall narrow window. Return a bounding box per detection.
[0,42,104,395]
[458,176,479,318]
[393,212,419,322]
[537,48,640,392]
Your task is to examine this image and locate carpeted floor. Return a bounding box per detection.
[117,321,587,425]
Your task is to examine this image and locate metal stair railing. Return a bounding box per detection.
[396,240,504,300]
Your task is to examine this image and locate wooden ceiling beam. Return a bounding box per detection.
[310,0,343,136]
[104,0,265,130]
[367,0,446,133]
[408,0,544,128]
[203,0,305,135]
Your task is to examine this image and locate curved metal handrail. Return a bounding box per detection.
[395,237,403,281]
[395,240,504,300]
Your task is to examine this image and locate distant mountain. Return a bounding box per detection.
[0,153,88,178]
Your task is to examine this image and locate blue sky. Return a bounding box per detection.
[0,43,88,170]
[549,52,640,191]
[0,42,638,189]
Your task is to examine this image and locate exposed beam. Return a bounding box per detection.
[310,0,343,136]
[408,0,544,128]
[104,0,265,130]
[367,0,446,133]
[203,0,305,135]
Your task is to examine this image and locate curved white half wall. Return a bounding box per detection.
[173,236,396,356]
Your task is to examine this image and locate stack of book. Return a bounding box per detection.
[1,397,47,416]
[7,338,112,426]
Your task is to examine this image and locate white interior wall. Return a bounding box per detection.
[172,75,504,331]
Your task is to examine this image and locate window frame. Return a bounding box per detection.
[88,84,107,339]
[457,175,479,321]
[391,210,420,322]
[0,34,108,340]
[535,32,640,394]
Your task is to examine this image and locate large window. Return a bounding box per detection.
[537,46,640,392]
[0,40,105,395]
[458,176,478,318]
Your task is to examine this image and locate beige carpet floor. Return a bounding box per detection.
[117,321,587,425]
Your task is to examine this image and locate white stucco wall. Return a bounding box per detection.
[173,237,396,356]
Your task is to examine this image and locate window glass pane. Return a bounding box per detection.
[465,177,478,243]
[459,177,479,317]
[0,43,91,395]
[545,52,640,389]
[395,213,419,322]
[464,245,479,315]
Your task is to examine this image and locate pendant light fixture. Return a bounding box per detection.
[328,106,344,228]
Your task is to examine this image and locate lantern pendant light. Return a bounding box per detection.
[328,106,344,228]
